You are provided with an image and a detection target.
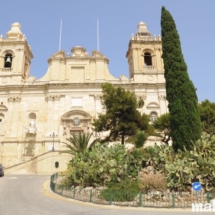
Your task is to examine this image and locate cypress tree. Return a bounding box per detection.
[161,6,201,151]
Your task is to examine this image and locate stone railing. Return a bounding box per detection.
[0,68,13,72]
[0,37,26,42]
[131,35,161,41]
[143,66,155,71]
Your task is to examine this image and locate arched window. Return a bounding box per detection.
[29,113,36,120]
[4,54,13,68]
[150,112,157,122]
[55,161,59,168]
[144,52,152,66]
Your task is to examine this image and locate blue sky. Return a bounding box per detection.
[1,0,214,102]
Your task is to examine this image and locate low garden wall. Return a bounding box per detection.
[50,173,214,208]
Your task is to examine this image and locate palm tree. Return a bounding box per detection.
[133,130,147,148]
[61,132,99,155]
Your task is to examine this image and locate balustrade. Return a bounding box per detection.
[0,68,13,72]
[143,65,155,71]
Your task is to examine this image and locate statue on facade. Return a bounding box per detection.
[28,120,36,133]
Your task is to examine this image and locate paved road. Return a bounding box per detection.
[0,175,209,215]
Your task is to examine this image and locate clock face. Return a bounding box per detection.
[73,117,81,126]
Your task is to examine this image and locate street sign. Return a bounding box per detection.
[192,182,202,192]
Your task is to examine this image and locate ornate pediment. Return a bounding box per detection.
[0,104,8,111]
[92,50,106,58]
[71,46,89,57]
[62,110,92,135]
[146,102,160,109]
[50,50,65,59]
[61,110,92,121]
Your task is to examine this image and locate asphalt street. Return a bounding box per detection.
[0,175,210,215]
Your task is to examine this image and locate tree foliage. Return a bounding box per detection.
[93,83,144,144]
[198,99,215,135]
[153,113,170,131]
[62,132,98,155]
[161,6,201,151]
[153,113,171,144]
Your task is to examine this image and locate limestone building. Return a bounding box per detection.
[0,22,168,174]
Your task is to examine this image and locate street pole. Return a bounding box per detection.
[52,135,54,151]
[50,132,58,151]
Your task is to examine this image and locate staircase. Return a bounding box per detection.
[4,151,71,175]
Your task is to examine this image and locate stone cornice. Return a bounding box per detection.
[0,82,166,91]
[128,39,161,46]
[141,71,164,74]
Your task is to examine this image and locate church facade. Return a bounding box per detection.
[0,22,168,174]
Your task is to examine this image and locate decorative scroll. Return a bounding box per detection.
[94,95,102,100]
[8,96,21,102]
[92,50,106,58]
[158,95,166,100]
[136,95,147,100]
[45,95,61,101]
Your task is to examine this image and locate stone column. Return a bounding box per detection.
[158,95,167,115]
[53,95,60,133]
[94,95,101,119]
[45,95,60,133]
[7,96,21,138]
[45,95,60,150]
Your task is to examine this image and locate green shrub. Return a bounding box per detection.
[141,144,174,172]
[140,134,215,192]
[165,134,215,191]
[62,143,143,188]
[134,130,147,148]
[62,134,215,192]
[100,178,140,202]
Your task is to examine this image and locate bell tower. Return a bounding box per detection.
[0,23,33,82]
[126,22,164,83]
[126,22,168,119]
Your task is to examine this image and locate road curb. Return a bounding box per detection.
[42,180,192,212]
